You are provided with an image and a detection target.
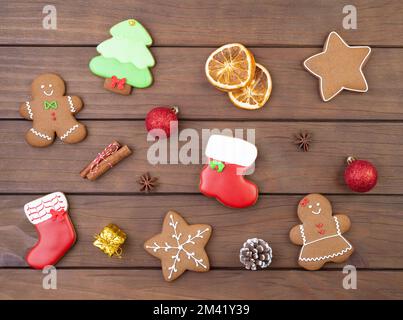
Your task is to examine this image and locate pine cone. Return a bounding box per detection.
[239,238,273,270]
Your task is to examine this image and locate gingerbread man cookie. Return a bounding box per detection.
[19,73,87,147]
[289,194,354,270]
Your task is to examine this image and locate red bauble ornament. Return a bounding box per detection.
[344,156,378,193]
[145,106,179,138]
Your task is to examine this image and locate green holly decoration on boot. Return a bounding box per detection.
[209,160,225,173]
[89,19,155,95]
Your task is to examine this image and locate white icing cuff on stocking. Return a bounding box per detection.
[205,134,257,167]
[24,192,68,225]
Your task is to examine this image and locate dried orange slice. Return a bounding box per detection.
[205,43,255,91]
[228,63,272,110]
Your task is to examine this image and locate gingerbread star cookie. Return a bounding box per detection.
[144,211,212,282]
[304,31,371,102]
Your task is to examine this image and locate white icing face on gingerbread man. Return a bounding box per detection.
[41,84,54,97]
[297,194,332,221]
[32,74,65,99]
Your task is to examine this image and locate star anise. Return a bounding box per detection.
[138,172,158,192]
[294,131,312,152]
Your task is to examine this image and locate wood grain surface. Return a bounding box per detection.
[0,0,402,300]
[1,195,402,269]
[1,47,403,120]
[0,121,402,194]
[1,269,402,299]
[1,0,403,46]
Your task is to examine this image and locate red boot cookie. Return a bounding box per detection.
[24,192,76,269]
[200,135,258,208]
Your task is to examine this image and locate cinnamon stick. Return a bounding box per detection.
[80,141,121,178]
[80,143,132,181]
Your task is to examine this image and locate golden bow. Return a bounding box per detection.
[93,224,127,257]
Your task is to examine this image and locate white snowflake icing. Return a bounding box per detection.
[146,214,210,280]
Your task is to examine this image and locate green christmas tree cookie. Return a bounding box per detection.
[89,19,155,95]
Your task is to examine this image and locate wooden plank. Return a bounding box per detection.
[0,120,402,194]
[1,269,402,299]
[1,1,403,46]
[1,47,403,120]
[1,195,402,269]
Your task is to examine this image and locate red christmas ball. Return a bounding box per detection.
[145,106,179,138]
[344,157,378,193]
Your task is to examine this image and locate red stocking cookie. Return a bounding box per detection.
[19,73,87,147]
[289,194,354,270]
[24,192,76,269]
[200,134,258,208]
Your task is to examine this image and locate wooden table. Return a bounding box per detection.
[1,0,403,300]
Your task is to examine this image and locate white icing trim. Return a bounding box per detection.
[334,215,342,233]
[24,192,68,225]
[205,134,257,167]
[303,234,342,247]
[60,124,79,140]
[299,244,353,262]
[67,96,76,113]
[30,128,52,141]
[26,101,33,119]
[298,216,353,262]
[299,225,307,245]
[303,31,371,102]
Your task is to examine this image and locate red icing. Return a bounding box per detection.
[300,198,309,207]
[315,223,325,235]
[110,76,127,90]
[50,208,66,222]
[199,160,258,208]
[26,211,76,269]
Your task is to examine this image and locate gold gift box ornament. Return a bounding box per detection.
[93,224,127,257]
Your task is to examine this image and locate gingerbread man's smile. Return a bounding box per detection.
[308,202,322,215]
[312,208,321,215]
[41,84,54,96]
[43,89,54,96]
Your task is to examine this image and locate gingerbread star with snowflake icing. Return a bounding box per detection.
[303,31,371,102]
[144,211,212,282]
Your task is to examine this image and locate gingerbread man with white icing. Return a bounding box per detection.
[19,73,87,147]
[289,194,354,270]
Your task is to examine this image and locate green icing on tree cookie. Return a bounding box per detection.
[89,56,152,88]
[89,19,154,89]
[110,19,153,45]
